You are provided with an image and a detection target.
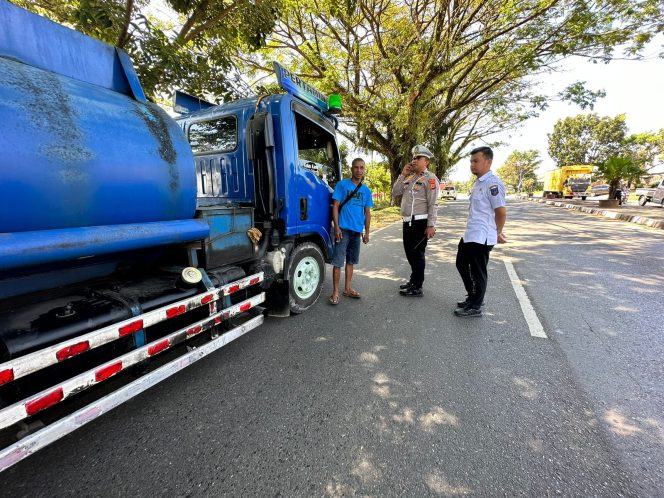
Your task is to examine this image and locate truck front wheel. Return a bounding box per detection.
[288,242,324,314]
[638,195,648,206]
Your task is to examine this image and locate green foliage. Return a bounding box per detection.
[338,142,351,177]
[363,162,391,195]
[14,0,282,100]
[496,150,541,192]
[558,82,606,110]
[597,157,644,197]
[625,130,664,171]
[454,179,476,194]
[245,0,662,182]
[548,115,664,182]
[548,114,628,166]
[521,178,536,194]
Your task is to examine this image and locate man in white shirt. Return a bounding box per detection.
[454,146,507,317]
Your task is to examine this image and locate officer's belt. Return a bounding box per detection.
[403,214,428,222]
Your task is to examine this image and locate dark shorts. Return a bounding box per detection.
[331,229,361,268]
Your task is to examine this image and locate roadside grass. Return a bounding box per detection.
[372,205,401,229]
[371,196,462,229]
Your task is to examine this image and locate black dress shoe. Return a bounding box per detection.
[454,307,482,317]
[400,287,423,297]
[399,282,413,290]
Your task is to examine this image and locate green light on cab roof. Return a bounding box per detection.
[328,94,341,114]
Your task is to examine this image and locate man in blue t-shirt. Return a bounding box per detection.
[329,158,373,305]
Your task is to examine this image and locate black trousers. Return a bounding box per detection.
[402,218,429,288]
[455,238,493,309]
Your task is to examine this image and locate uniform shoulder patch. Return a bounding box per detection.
[429,178,436,189]
[490,184,499,196]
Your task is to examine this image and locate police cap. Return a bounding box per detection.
[411,144,434,159]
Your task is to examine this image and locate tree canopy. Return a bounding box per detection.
[548,113,664,170]
[242,0,663,180]
[626,130,664,172]
[547,114,628,166]
[14,0,282,100]
[15,0,663,173]
[597,157,643,198]
[496,150,540,192]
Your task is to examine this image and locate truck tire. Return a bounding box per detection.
[288,242,324,314]
[638,195,648,206]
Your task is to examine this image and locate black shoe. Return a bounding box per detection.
[456,299,485,308]
[399,282,413,290]
[454,307,482,317]
[400,287,423,297]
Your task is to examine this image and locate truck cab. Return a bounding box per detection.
[543,165,592,200]
[175,64,342,315]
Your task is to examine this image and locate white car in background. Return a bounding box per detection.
[440,186,457,200]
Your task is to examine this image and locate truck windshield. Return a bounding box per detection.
[569,175,591,190]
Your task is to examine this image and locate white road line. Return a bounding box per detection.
[503,257,548,338]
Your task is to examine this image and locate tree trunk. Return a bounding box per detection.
[607,179,621,200]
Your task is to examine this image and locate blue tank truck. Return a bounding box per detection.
[0,1,341,470]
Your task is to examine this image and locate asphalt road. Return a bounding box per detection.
[1,199,662,497]
[532,196,664,224]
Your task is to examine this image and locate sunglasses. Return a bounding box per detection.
[412,156,425,161]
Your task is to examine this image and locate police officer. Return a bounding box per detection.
[454,146,507,317]
[391,145,439,297]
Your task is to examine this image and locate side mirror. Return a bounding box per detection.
[326,142,334,160]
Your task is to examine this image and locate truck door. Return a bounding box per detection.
[291,103,340,235]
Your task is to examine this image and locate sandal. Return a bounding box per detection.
[328,295,339,305]
[342,289,361,299]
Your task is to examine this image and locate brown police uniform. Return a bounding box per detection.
[391,169,439,290]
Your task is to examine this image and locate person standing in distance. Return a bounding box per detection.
[328,158,373,305]
[391,145,439,297]
[454,146,506,317]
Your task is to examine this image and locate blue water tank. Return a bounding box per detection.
[0,55,196,233]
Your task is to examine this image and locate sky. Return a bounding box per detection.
[449,44,664,183]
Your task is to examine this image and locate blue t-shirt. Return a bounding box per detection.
[332,179,373,233]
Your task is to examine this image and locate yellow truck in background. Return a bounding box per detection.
[543,165,593,200]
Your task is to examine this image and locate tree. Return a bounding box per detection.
[547,114,628,166]
[363,162,391,196]
[625,130,664,172]
[454,179,476,194]
[597,157,643,200]
[242,0,662,181]
[14,0,282,100]
[521,177,537,195]
[496,150,541,193]
[547,115,664,189]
